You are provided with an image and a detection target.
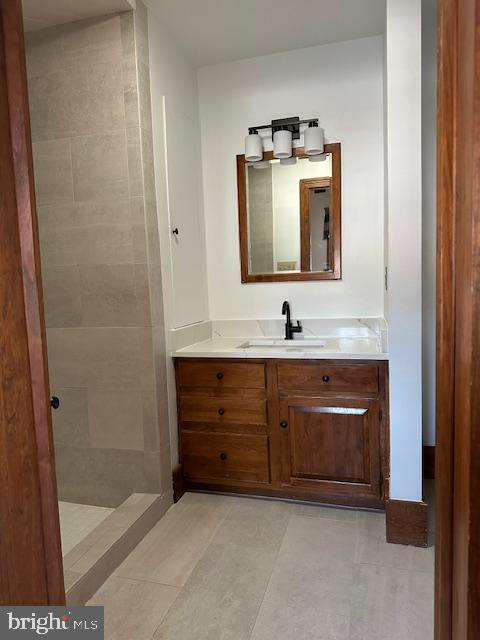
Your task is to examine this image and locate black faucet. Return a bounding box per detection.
[282,301,303,340]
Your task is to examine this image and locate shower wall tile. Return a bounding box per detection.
[142,391,160,451]
[159,444,173,495]
[122,57,140,129]
[28,9,168,507]
[51,388,90,448]
[37,200,137,268]
[42,265,82,327]
[26,27,64,79]
[120,13,135,59]
[61,16,123,69]
[138,63,152,132]
[32,139,74,205]
[149,269,164,328]
[66,62,124,137]
[144,450,165,494]
[133,0,149,68]
[141,131,156,204]
[74,220,134,266]
[46,327,154,392]
[138,328,156,386]
[79,263,150,327]
[28,62,124,142]
[28,72,72,142]
[127,127,144,198]
[88,390,144,451]
[131,197,148,262]
[71,133,129,202]
[55,444,147,507]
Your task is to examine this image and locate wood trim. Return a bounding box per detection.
[237,143,342,283]
[385,499,428,547]
[435,0,457,636]
[0,0,64,604]
[450,0,480,637]
[424,445,436,479]
[185,481,385,510]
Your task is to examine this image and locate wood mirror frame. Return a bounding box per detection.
[237,143,341,283]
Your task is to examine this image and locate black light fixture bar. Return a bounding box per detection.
[248,116,319,140]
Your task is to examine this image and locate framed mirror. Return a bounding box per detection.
[237,143,341,282]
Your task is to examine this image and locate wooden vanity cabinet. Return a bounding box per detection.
[175,358,389,509]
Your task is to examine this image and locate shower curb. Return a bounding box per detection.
[63,491,173,605]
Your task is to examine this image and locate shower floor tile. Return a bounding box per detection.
[59,501,114,556]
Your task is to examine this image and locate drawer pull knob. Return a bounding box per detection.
[218,408,225,416]
[220,452,227,460]
[322,375,330,383]
[50,396,60,410]
[280,420,288,429]
[216,372,224,380]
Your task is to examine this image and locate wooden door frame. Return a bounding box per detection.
[299,177,333,272]
[435,0,480,637]
[0,0,65,604]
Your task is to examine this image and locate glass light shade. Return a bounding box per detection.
[253,160,270,170]
[308,153,328,163]
[304,125,324,155]
[245,133,263,162]
[273,129,292,159]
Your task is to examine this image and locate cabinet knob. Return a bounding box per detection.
[220,452,227,461]
[218,408,225,416]
[216,372,224,380]
[50,396,60,410]
[172,227,179,235]
[322,375,330,383]
[280,420,288,429]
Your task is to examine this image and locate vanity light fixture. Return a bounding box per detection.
[244,116,324,162]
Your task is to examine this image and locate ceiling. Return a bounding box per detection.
[22,0,135,32]
[146,0,386,67]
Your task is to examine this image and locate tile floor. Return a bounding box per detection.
[87,492,434,640]
[59,501,113,556]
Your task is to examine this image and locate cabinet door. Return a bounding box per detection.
[165,98,209,327]
[279,396,382,503]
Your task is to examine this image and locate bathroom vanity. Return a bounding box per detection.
[173,332,389,510]
[172,141,390,511]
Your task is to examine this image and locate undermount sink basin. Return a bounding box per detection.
[239,339,327,349]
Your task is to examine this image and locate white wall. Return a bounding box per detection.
[147,5,209,463]
[422,0,437,447]
[198,36,385,320]
[385,0,423,501]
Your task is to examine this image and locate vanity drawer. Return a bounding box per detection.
[176,361,266,390]
[182,431,270,484]
[277,363,379,393]
[179,395,267,425]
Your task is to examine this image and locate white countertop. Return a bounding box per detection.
[172,336,388,360]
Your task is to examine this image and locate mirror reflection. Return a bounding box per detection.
[240,148,340,282]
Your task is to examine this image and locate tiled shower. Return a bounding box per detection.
[25,4,171,549]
